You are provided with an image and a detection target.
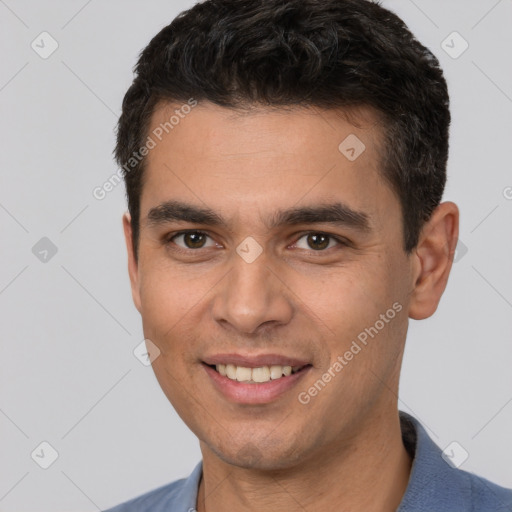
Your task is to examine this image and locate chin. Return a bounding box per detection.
[210,439,307,472]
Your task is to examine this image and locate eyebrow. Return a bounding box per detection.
[146,200,371,233]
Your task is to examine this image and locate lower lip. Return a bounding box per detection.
[202,363,311,404]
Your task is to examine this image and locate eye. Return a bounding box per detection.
[293,232,343,251]
[169,231,217,250]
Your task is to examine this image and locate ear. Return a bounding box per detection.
[122,212,142,313]
[408,201,459,320]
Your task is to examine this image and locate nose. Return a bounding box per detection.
[211,251,294,335]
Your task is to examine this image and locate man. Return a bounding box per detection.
[105,0,512,510]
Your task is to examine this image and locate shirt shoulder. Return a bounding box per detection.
[398,411,512,512]
[102,478,188,512]
[102,462,202,512]
[464,469,512,511]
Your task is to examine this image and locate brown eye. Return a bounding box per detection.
[171,231,215,249]
[184,232,206,248]
[294,233,341,251]
[307,233,330,250]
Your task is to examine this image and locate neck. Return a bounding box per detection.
[196,410,412,512]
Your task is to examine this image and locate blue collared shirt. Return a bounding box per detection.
[103,411,512,511]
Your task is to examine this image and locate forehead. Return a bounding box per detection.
[147,100,383,159]
[141,101,398,231]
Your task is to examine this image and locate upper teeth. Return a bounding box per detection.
[216,364,300,383]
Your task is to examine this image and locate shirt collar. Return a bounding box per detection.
[397,410,472,511]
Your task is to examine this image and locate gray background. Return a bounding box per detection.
[1,0,511,510]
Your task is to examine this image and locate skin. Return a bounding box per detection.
[123,101,459,511]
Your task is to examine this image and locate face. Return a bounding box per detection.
[125,101,417,470]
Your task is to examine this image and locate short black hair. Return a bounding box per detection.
[115,0,450,257]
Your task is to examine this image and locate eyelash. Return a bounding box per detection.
[165,230,348,254]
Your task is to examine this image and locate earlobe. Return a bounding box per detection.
[122,212,142,313]
[408,201,459,320]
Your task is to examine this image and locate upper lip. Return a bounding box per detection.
[202,353,310,368]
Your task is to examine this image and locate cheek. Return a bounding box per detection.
[138,270,203,404]
[299,260,404,361]
[302,263,384,326]
[139,279,180,345]
[137,258,207,341]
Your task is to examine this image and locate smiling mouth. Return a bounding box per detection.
[205,363,311,384]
